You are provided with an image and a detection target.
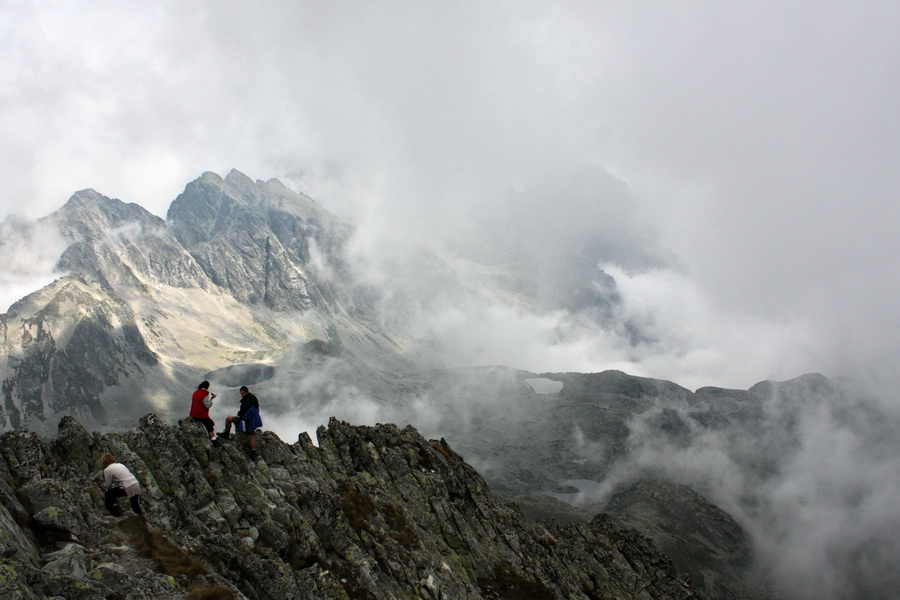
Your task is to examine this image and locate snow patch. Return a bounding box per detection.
[523,378,564,394]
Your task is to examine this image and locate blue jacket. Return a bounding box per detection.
[236,405,262,433]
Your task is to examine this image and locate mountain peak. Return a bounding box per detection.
[48,189,164,242]
[749,372,833,399]
[67,187,104,202]
[223,167,254,186]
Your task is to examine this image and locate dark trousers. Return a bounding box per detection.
[191,416,215,434]
[105,488,142,515]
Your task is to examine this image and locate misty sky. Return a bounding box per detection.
[2,1,899,391]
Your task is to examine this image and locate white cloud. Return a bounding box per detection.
[0,217,69,312]
[582,377,900,599]
[600,264,826,389]
[3,1,896,390]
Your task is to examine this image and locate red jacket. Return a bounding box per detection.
[190,389,211,419]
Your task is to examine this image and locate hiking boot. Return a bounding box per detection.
[216,432,228,440]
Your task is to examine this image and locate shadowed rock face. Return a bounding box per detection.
[0,415,703,600]
[0,277,161,433]
[605,480,771,600]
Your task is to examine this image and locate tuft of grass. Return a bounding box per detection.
[287,548,330,571]
[340,487,377,532]
[119,516,206,579]
[382,503,420,549]
[477,563,554,600]
[431,442,451,459]
[340,487,420,549]
[186,584,238,600]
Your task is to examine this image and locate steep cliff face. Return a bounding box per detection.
[0,277,160,432]
[49,172,354,311]
[166,170,353,312]
[0,415,702,599]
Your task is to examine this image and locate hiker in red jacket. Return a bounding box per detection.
[189,380,218,441]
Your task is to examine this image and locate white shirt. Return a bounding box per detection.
[104,463,138,489]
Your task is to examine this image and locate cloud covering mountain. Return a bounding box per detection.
[2,1,899,392]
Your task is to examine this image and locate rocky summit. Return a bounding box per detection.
[0,414,701,600]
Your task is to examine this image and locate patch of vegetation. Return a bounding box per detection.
[287,549,330,571]
[382,502,420,549]
[186,584,238,600]
[119,516,206,579]
[340,487,420,549]
[340,486,377,532]
[431,441,451,459]
[477,562,554,600]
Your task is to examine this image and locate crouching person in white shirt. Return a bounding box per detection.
[101,453,143,516]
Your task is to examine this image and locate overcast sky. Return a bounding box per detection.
[2,0,899,391]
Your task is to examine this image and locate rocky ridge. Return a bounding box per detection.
[0,414,701,599]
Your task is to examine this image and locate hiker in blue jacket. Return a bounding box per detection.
[217,385,262,453]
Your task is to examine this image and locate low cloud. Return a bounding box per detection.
[2,1,898,393]
[599,265,825,390]
[587,378,900,600]
[0,217,69,312]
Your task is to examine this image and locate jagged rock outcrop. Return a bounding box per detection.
[48,172,354,310]
[49,188,212,292]
[0,415,702,599]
